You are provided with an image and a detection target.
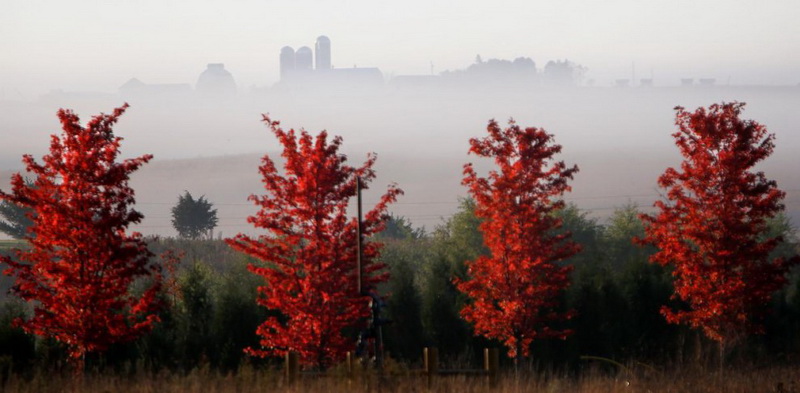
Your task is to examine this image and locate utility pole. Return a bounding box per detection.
[355,176,385,370]
[356,176,364,296]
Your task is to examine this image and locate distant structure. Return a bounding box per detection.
[295,47,313,71]
[315,36,331,70]
[196,63,237,95]
[699,78,716,86]
[277,36,383,91]
[280,46,296,79]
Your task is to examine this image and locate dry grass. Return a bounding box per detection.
[3,364,799,393]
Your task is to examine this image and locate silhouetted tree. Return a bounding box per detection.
[171,191,218,240]
[543,60,587,86]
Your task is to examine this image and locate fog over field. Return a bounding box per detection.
[2,0,800,238]
[2,85,799,238]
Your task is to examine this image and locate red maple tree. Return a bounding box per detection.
[226,116,401,369]
[456,119,580,360]
[640,102,799,348]
[0,104,164,372]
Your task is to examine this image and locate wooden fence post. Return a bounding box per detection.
[424,347,439,387]
[346,351,354,379]
[285,351,299,384]
[484,347,499,387]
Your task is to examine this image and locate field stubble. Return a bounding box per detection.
[3,363,799,393]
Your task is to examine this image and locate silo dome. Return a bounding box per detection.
[196,63,237,95]
[315,36,331,70]
[280,46,296,79]
[295,46,313,71]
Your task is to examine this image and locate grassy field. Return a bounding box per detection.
[3,365,798,393]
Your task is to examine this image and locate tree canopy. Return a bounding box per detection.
[640,102,799,347]
[0,104,164,373]
[457,119,580,360]
[226,115,402,368]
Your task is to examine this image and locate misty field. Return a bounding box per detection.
[3,364,799,393]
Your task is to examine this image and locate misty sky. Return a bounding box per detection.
[2,0,800,98]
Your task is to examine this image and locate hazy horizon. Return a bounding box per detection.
[3,0,800,100]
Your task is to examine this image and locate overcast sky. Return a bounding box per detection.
[2,0,800,98]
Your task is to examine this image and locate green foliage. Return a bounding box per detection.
[567,267,627,359]
[211,256,265,372]
[171,192,218,240]
[603,203,650,268]
[177,261,215,369]
[763,212,798,261]
[421,199,487,359]
[432,198,487,277]
[0,299,35,375]
[1,201,799,375]
[553,203,602,267]
[421,253,473,358]
[377,214,425,241]
[380,237,426,361]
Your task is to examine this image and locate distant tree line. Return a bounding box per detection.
[439,56,587,86]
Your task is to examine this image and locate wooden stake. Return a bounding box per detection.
[424,347,439,388]
[285,351,299,384]
[484,348,499,387]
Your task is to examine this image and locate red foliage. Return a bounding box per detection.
[640,102,799,344]
[456,119,580,359]
[226,116,401,369]
[0,104,163,370]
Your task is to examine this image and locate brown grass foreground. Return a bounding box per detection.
[3,364,799,393]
